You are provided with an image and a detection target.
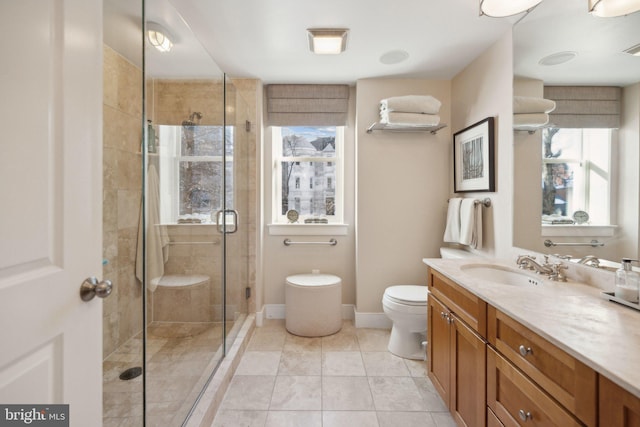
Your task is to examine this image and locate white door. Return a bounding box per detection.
[0,1,104,425]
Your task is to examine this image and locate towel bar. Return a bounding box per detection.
[168,241,220,245]
[284,238,337,246]
[544,239,604,248]
[447,197,491,207]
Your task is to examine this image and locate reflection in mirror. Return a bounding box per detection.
[513,0,640,266]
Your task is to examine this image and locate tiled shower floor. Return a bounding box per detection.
[103,321,231,427]
[210,320,456,427]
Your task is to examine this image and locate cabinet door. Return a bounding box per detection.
[428,295,451,407]
[451,314,486,427]
[600,375,640,427]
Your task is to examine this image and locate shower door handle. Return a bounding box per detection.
[216,209,239,234]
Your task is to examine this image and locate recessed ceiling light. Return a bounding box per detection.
[624,43,640,56]
[307,29,349,55]
[380,50,410,65]
[538,51,578,66]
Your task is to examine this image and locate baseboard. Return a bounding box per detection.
[354,310,392,329]
[263,304,355,321]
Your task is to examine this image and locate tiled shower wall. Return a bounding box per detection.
[102,45,144,358]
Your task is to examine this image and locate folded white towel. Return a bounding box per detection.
[513,113,549,128]
[380,111,441,126]
[380,95,442,115]
[514,96,556,114]
[443,198,462,243]
[459,199,482,249]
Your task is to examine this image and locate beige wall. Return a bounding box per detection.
[102,45,144,358]
[355,78,452,314]
[451,32,514,258]
[260,87,357,309]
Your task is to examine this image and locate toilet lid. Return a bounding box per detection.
[384,285,428,305]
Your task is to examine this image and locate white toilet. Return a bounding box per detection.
[382,285,428,360]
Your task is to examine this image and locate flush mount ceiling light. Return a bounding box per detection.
[480,0,542,17]
[307,29,349,55]
[538,51,578,66]
[588,0,640,17]
[147,22,174,53]
[624,43,640,56]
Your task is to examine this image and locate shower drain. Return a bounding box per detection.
[119,367,142,380]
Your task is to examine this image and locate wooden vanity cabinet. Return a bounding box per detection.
[488,306,596,427]
[600,376,640,427]
[428,268,487,427]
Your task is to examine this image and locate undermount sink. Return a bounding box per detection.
[460,263,544,287]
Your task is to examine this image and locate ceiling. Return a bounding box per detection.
[104,0,640,85]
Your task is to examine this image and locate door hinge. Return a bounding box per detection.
[245,287,251,299]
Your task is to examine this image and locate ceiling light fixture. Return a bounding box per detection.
[538,51,578,66]
[588,0,640,17]
[480,0,542,17]
[624,43,640,56]
[307,29,349,55]
[147,22,174,53]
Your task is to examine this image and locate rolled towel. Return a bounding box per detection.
[513,113,549,128]
[380,95,442,115]
[380,111,441,126]
[514,96,556,114]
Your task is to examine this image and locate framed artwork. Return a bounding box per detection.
[453,117,495,193]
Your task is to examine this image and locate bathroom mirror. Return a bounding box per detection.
[512,0,640,264]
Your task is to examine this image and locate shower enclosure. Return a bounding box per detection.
[102,1,254,425]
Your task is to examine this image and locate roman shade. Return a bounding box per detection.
[266,84,349,126]
[543,86,621,128]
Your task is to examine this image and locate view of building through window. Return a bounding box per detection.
[541,128,611,224]
[277,126,340,222]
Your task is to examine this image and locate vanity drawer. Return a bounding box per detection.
[427,268,487,337]
[488,306,596,427]
[487,347,582,427]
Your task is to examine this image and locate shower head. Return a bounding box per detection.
[182,112,203,127]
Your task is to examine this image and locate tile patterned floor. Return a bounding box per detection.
[103,321,229,427]
[211,320,456,427]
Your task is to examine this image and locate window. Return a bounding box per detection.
[158,125,233,223]
[272,126,344,224]
[541,128,612,225]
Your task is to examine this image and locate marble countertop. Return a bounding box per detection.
[423,257,640,398]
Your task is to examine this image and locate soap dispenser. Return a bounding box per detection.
[614,258,639,303]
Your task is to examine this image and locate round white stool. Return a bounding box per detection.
[285,274,342,337]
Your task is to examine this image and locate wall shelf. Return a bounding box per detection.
[366,122,447,134]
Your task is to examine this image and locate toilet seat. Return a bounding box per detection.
[384,285,428,306]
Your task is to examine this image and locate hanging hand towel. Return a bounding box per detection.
[135,164,169,292]
[380,111,441,126]
[514,96,556,114]
[459,199,483,249]
[380,95,442,115]
[443,198,462,243]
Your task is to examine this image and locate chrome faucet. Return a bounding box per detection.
[577,255,600,268]
[516,255,568,281]
[516,255,553,275]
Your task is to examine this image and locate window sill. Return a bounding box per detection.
[541,224,617,237]
[268,223,349,236]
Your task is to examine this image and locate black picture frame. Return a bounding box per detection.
[453,117,495,193]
